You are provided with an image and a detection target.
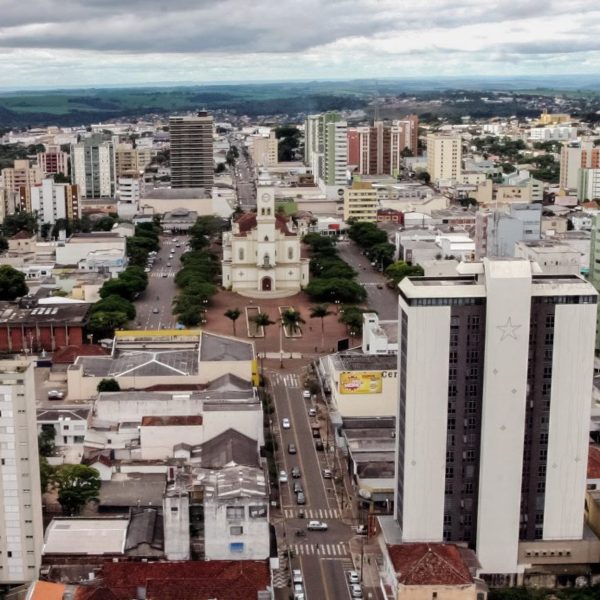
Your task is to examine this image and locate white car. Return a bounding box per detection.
[302,389,311,399]
[282,418,291,429]
[307,520,328,531]
[308,407,317,417]
[292,569,303,585]
[347,571,360,584]
[47,390,64,400]
[350,583,363,598]
[279,470,288,483]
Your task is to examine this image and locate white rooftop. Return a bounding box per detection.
[43,518,128,555]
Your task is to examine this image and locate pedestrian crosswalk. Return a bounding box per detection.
[150,272,176,278]
[272,549,289,588]
[271,373,301,388]
[284,508,340,519]
[291,542,349,557]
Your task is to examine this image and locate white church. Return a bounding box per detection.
[221,186,310,298]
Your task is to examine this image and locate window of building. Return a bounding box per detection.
[249,505,267,518]
[288,247,293,260]
[230,526,243,536]
[238,248,244,261]
[226,506,244,520]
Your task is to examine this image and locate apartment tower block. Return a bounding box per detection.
[396,259,596,577]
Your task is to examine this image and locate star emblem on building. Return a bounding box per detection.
[497,317,521,341]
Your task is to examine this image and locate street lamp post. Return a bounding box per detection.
[279,321,284,369]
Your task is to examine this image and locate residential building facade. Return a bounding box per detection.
[71,134,116,198]
[36,145,69,177]
[559,141,600,192]
[343,181,378,222]
[30,179,80,224]
[169,112,214,189]
[250,131,278,167]
[395,259,597,578]
[426,133,462,184]
[0,159,43,211]
[0,359,44,584]
[577,168,600,202]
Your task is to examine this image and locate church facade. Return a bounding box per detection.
[221,187,310,297]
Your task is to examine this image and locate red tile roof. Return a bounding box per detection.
[10,230,34,240]
[141,415,203,426]
[234,212,295,236]
[92,560,270,600]
[387,543,473,586]
[588,445,600,479]
[53,344,109,364]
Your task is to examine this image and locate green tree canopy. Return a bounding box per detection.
[38,424,56,457]
[0,265,28,300]
[97,378,121,392]
[305,278,367,304]
[2,212,37,238]
[224,308,241,336]
[54,464,101,515]
[91,295,136,320]
[385,261,424,286]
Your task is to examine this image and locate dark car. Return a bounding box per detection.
[315,439,324,452]
[288,443,297,454]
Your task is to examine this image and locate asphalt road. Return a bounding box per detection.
[337,240,399,321]
[269,369,356,600]
[133,235,189,330]
[230,139,256,210]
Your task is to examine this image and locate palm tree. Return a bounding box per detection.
[310,304,333,351]
[224,308,241,336]
[279,309,305,367]
[252,312,275,381]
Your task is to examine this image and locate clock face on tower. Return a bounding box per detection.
[261,193,270,203]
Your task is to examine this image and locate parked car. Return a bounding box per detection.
[288,443,297,454]
[291,467,301,478]
[315,439,324,451]
[322,468,332,479]
[296,492,306,505]
[350,583,363,598]
[302,389,311,399]
[279,470,288,483]
[152,307,159,314]
[292,569,303,585]
[282,418,291,429]
[308,407,317,417]
[293,482,303,494]
[347,571,360,584]
[47,390,64,400]
[307,520,327,531]
[356,525,367,536]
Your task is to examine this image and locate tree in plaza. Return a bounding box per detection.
[87,310,129,338]
[279,309,305,367]
[54,464,101,516]
[339,305,369,342]
[310,304,333,351]
[385,261,424,287]
[91,295,136,321]
[252,312,275,381]
[0,265,28,300]
[97,378,121,392]
[305,278,367,304]
[224,308,241,336]
[178,308,202,327]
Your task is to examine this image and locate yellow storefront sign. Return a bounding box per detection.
[339,371,382,394]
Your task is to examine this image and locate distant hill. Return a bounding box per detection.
[0,76,599,128]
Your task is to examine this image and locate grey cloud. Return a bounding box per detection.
[0,0,598,55]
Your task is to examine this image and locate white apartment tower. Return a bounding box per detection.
[0,360,43,584]
[251,131,278,167]
[396,259,596,577]
[30,179,79,224]
[71,134,116,198]
[426,133,462,184]
[304,112,347,189]
[169,112,214,189]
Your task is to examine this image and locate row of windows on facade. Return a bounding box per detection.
[238,247,295,260]
[225,505,267,520]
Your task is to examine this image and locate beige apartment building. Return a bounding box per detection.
[115,144,155,177]
[559,141,600,191]
[343,181,378,222]
[426,133,462,184]
[0,359,44,584]
[250,131,278,167]
[0,160,43,211]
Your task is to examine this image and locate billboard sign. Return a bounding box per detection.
[339,371,383,394]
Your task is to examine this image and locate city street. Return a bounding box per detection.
[269,368,364,600]
[337,241,399,321]
[230,138,256,210]
[133,235,189,330]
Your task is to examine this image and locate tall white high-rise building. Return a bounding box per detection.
[304,112,347,189]
[30,178,79,224]
[0,359,44,584]
[426,132,462,184]
[396,259,596,577]
[71,134,116,198]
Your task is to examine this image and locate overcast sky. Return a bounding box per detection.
[0,0,599,89]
